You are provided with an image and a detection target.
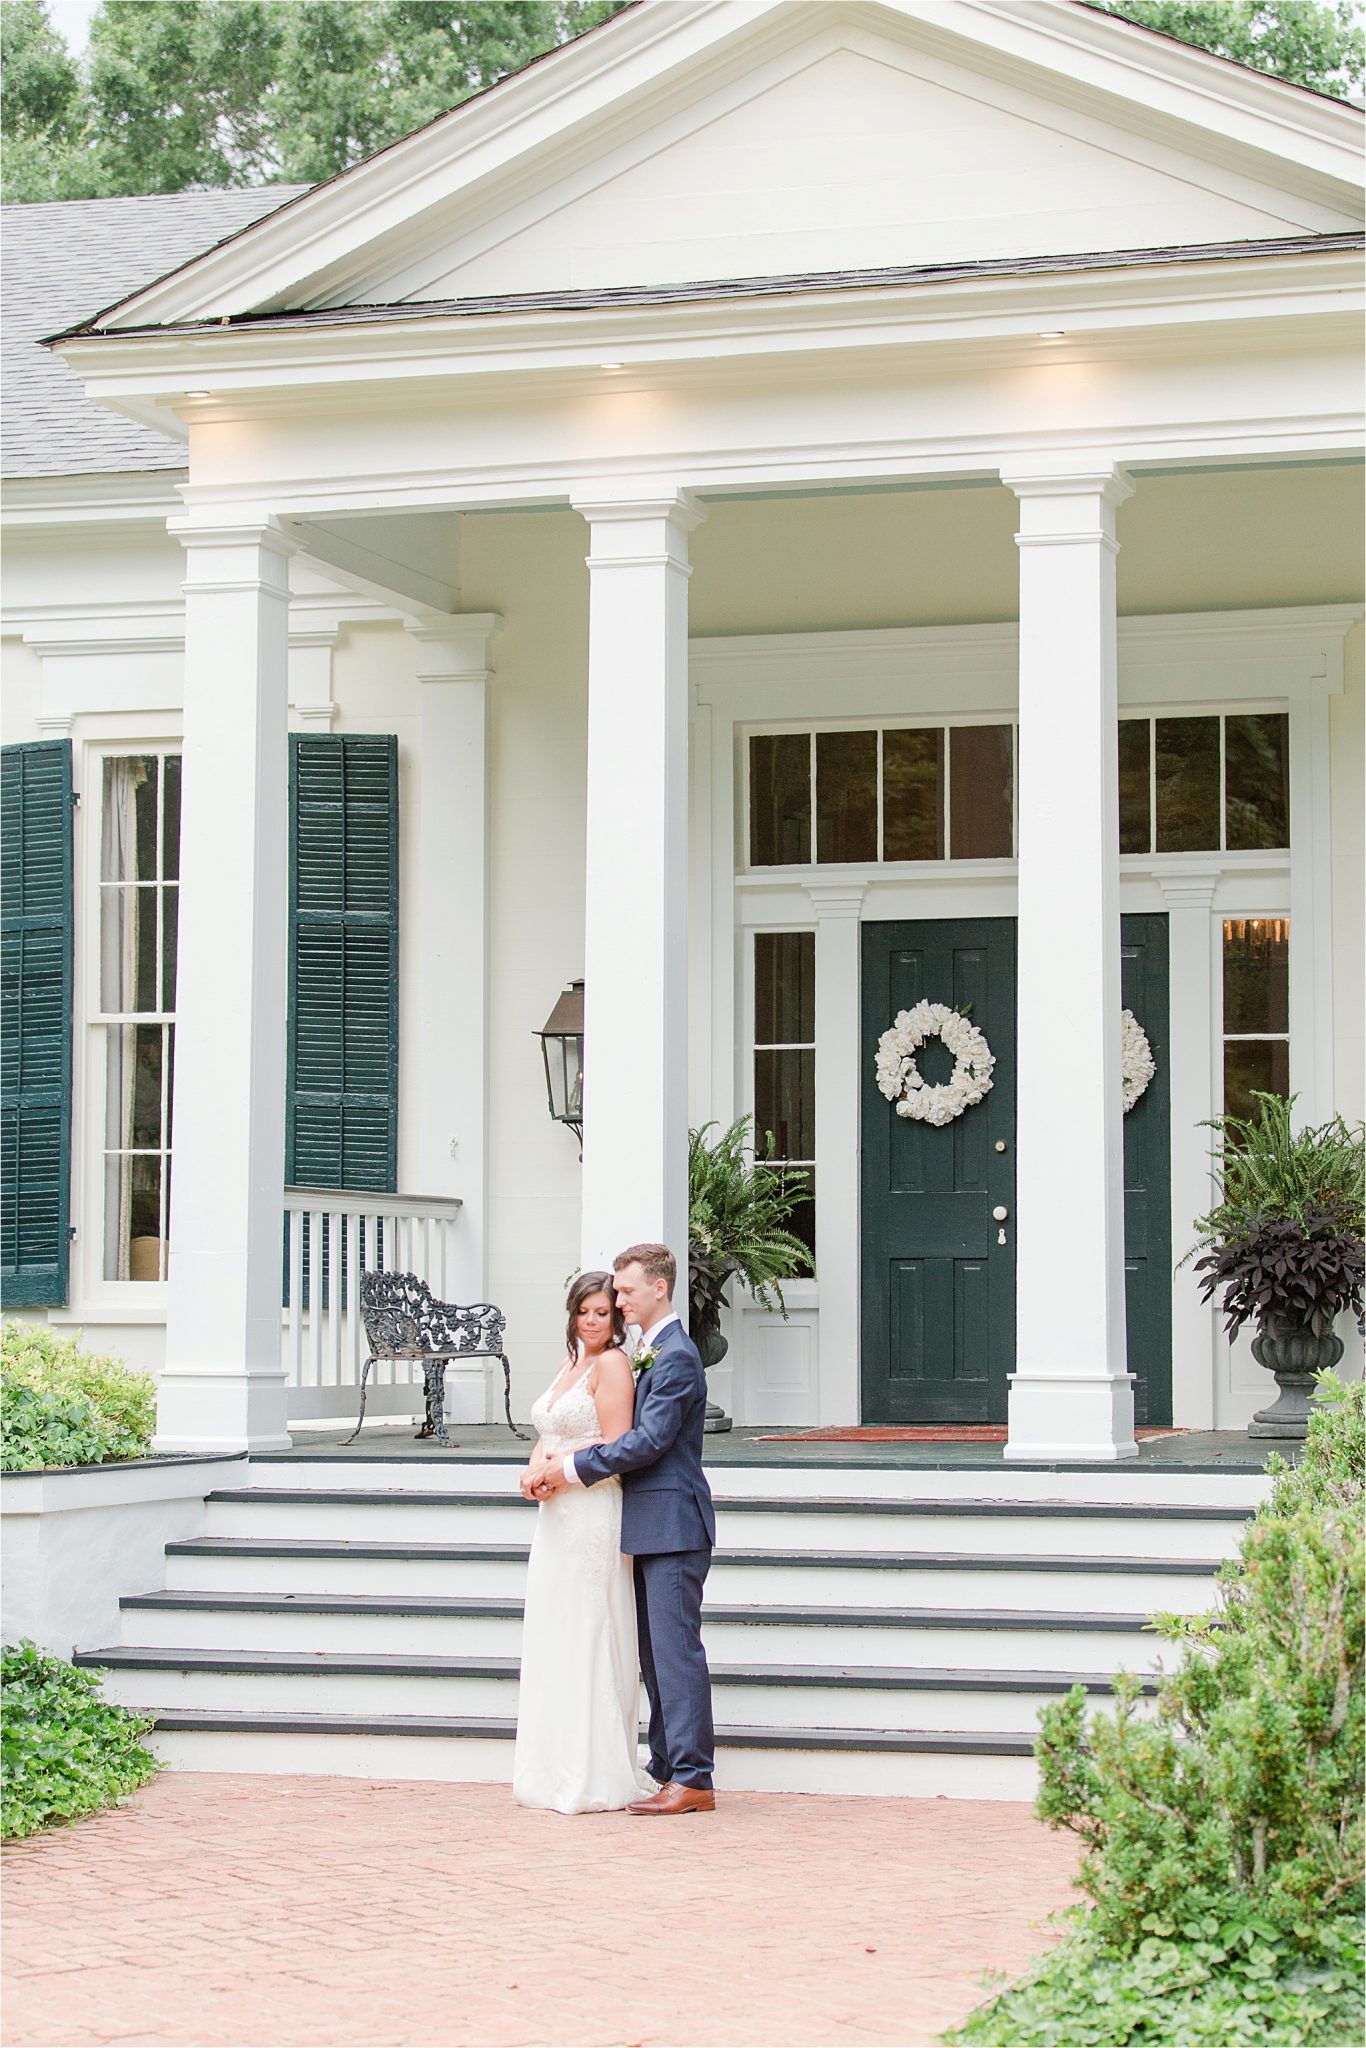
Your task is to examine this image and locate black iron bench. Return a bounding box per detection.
[349,1270,527,1445]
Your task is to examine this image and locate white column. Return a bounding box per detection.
[1159,869,1219,1430]
[405,612,502,1313]
[572,493,704,1286]
[1003,466,1137,1461]
[155,517,294,1452]
[806,882,865,1424]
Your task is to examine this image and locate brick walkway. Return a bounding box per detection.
[2,1775,1079,2048]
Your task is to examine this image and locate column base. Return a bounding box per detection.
[1004,1372,1139,1462]
[153,1370,292,1456]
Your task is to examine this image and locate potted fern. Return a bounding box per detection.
[1185,1093,1364,1439]
[688,1118,813,1433]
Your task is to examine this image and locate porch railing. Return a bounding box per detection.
[281,1186,464,1410]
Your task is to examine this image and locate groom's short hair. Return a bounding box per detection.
[614,1242,676,1292]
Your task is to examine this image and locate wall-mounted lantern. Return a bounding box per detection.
[536,979,584,1151]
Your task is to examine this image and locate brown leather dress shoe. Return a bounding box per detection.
[627,1783,715,1816]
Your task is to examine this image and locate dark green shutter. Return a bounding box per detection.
[287,734,398,1193]
[1,741,75,1306]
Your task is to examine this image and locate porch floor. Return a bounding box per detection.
[265,1422,1288,1473]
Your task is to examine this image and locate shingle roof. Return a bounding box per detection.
[2,186,308,478]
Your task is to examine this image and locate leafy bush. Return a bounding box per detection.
[1,1641,158,1840]
[1,1321,156,1471]
[946,1376,1365,2047]
[688,1117,811,1336]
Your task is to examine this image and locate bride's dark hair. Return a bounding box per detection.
[565,1270,626,1358]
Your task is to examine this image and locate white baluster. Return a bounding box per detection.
[286,1206,304,1388]
[305,1208,323,1387]
[325,1210,343,1385]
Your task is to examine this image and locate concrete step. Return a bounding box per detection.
[83,1643,1156,1736]
[142,1708,1040,1799]
[165,1534,1221,1614]
[203,1486,1251,1562]
[119,1588,1170,1672]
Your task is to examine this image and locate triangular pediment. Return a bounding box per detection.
[90,0,1363,331]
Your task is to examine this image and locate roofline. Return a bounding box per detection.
[1065,0,1364,112]
[47,232,1366,347]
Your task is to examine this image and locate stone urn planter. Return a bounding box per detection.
[692,1302,735,1435]
[1248,1317,1347,1440]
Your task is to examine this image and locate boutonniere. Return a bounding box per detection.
[632,1348,657,1376]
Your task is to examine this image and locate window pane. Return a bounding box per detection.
[162,754,182,881]
[100,886,157,1013]
[1155,717,1220,852]
[755,932,815,1046]
[1118,719,1150,854]
[1223,917,1289,1034]
[1225,713,1289,851]
[749,734,810,866]
[101,757,156,881]
[815,730,877,864]
[755,1048,815,1161]
[781,1167,815,1269]
[949,725,1013,859]
[883,728,944,861]
[162,885,179,1011]
[103,1151,164,1281]
[1224,1039,1290,1123]
[130,1023,164,1148]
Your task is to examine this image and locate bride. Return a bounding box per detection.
[512,1271,653,1814]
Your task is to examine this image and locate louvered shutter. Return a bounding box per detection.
[287,734,398,1193]
[1,741,75,1306]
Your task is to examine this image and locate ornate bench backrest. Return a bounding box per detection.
[360,1270,507,1359]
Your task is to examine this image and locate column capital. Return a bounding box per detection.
[999,465,1134,506]
[1155,865,1220,912]
[572,490,706,572]
[167,511,298,557]
[404,611,503,685]
[804,880,868,920]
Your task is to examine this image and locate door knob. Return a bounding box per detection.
[992,1205,1008,1222]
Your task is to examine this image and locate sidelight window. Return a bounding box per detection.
[98,754,180,1281]
[1221,917,1289,1122]
[752,931,816,1262]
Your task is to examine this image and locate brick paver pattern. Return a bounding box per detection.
[2,1773,1080,2048]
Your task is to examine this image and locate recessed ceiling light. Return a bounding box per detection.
[1037,331,1066,341]
[185,389,213,398]
[600,361,625,372]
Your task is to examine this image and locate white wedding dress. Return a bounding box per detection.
[512,1368,654,1814]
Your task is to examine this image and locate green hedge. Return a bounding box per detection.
[1,1321,156,1472]
[947,1375,1365,2047]
[1,1641,159,1840]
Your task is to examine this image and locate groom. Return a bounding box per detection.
[532,1242,717,1815]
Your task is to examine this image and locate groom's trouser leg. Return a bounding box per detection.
[633,1557,669,1783]
[638,1547,714,1790]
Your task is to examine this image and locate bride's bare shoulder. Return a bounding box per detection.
[595,1346,634,1382]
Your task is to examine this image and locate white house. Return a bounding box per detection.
[4,0,1363,1466]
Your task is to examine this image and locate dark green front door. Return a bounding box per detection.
[860,919,1016,1424]
[860,914,1172,1425]
[1121,914,1172,1426]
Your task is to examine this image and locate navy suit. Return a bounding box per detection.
[572,1317,716,1789]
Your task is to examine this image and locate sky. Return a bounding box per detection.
[48,0,100,54]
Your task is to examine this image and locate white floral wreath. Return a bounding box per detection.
[875,1001,996,1128]
[1121,1009,1156,1114]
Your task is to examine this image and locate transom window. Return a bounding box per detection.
[1119,713,1289,856]
[1222,917,1289,1122]
[752,931,816,1263]
[748,723,1015,868]
[98,754,180,1281]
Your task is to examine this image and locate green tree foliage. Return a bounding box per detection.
[1,1642,158,1840]
[1,0,635,200]
[947,1376,1366,2046]
[1094,0,1365,99]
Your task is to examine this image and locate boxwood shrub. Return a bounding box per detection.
[946,1375,1365,2047]
[1,1641,158,1840]
[1,1321,156,1472]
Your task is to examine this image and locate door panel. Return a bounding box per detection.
[1121,914,1173,1426]
[861,919,1016,1423]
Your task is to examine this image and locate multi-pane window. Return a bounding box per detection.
[748,724,1015,868]
[1222,918,1289,1122]
[753,932,816,1263]
[99,755,180,1280]
[1119,714,1289,855]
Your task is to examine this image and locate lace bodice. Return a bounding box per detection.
[529,1370,604,1453]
